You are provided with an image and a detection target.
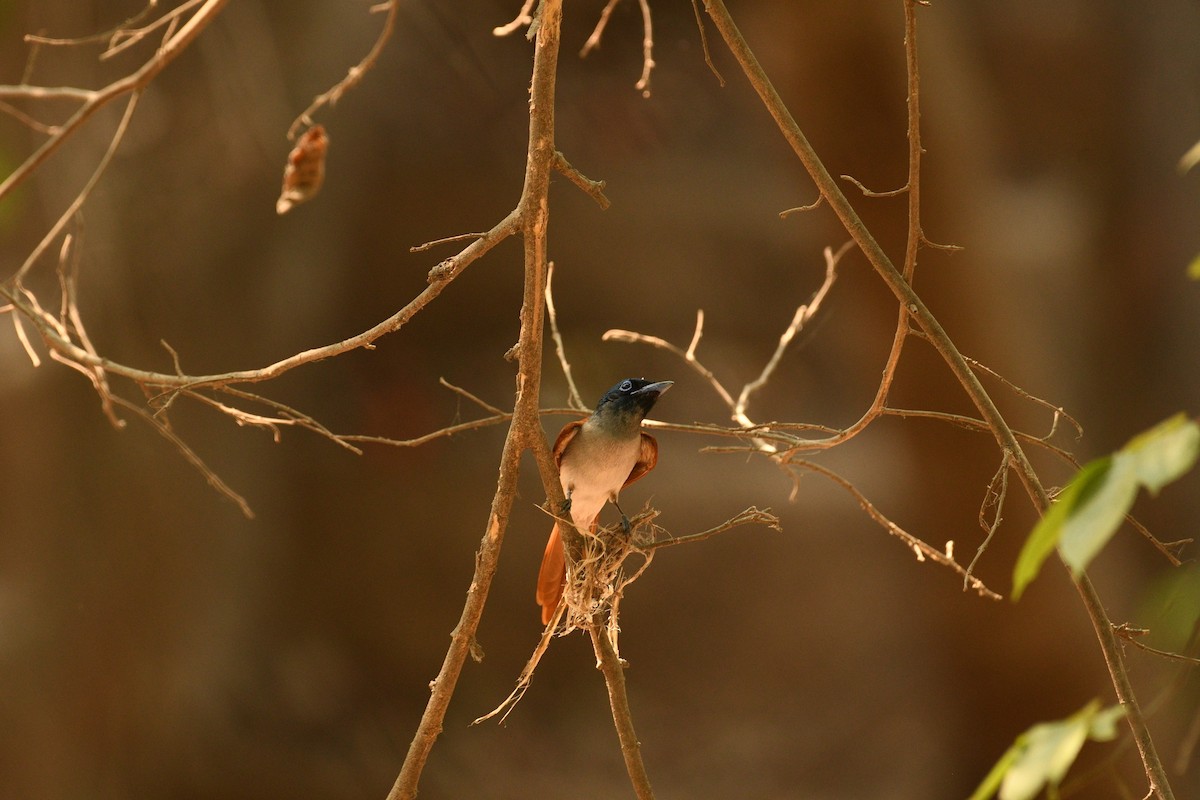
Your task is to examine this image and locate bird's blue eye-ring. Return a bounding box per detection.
[620,380,633,392]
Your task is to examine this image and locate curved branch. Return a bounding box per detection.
[0,0,230,206]
[700,1,1176,796]
[2,210,520,392]
[286,0,398,138]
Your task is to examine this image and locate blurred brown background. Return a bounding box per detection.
[2,1,1199,798]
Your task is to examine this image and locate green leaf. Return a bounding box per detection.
[1087,704,1126,741]
[971,701,1125,800]
[1139,562,1200,652]
[967,741,1020,800]
[1057,457,1137,578]
[1011,458,1111,601]
[1188,253,1200,281]
[1013,414,1199,599]
[1121,413,1200,495]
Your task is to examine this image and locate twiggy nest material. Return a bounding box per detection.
[471,505,661,727]
[558,505,661,638]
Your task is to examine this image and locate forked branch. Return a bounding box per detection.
[700,0,1175,796]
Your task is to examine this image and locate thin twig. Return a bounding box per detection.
[580,0,621,57]
[607,239,846,443]
[964,354,1084,441]
[101,0,205,61]
[688,0,725,86]
[7,307,40,366]
[57,232,123,428]
[733,241,849,427]
[24,0,162,47]
[286,0,398,139]
[439,377,506,416]
[965,450,1010,589]
[1113,624,1200,666]
[783,457,1000,599]
[841,173,908,198]
[472,607,565,726]
[2,210,521,393]
[0,0,230,207]
[14,90,140,284]
[633,0,655,98]
[545,262,588,411]
[553,150,611,209]
[0,98,60,134]
[409,231,487,253]
[883,406,1183,564]
[387,3,566,796]
[107,394,253,518]
[644,506,781,550]
[779,195,823,217]
[698,3,1177,793]
[493,0,537,37]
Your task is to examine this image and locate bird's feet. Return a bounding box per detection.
[608,498,632,535]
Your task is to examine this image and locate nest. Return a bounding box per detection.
[558,505,662,640]
[472,504,662,727]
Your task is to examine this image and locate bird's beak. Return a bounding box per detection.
[634,380,674,398]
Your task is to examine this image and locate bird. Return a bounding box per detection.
[536,378,673,624]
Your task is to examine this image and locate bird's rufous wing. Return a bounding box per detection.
[622,432,659,488]
[552,419,584,466]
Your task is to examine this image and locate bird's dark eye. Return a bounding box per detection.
[620,380,633,392]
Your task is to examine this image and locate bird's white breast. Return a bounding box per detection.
[559,424,642,529]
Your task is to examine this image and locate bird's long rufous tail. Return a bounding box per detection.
[536,519,604,623]
[536,523,566,625]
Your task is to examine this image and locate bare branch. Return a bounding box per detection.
[580,0,622,57]
[409,232,485,253]
[964,354,1084,441]
[0,0,230,207]
[2,210,521,394]
[590,615,657,800]
[841,173,909,198]
[779,195,823,217]
[24,1,163,47]
[493,0,537,37]
[388,2,568,795]
[108,394,254,519]
[100,0,205,61]
[1113,624,1200,667]
[699,1,1178,792]
[439,377,506,417]
[633,0,655,98]
[545,262,588,411]
[689,0,725,87]
[286,0,398,139]
[13,91,140,285]
[965,451,1011,589]
[643,506,782,550]
[732,241,849,426]
[782,457,1000,600]
[553,150,611,209]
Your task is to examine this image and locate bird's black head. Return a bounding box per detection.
[593,378,673,428]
